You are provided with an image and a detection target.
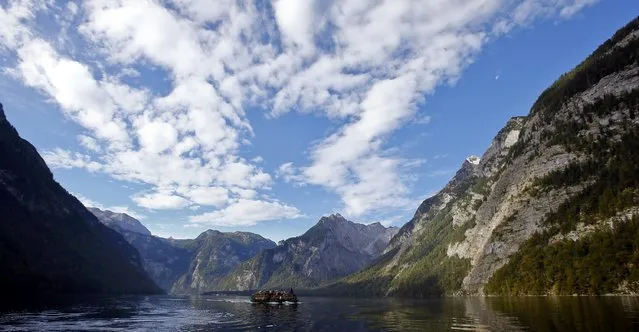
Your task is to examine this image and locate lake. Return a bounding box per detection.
[1,295,639,331]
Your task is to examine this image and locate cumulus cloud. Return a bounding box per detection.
[189,199,302,227]
[132,190,191,210]
[73,192,147,221]
[0,0,598,226]
[78,135,101,152]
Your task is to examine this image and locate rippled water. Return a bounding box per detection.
[1,295,639,331]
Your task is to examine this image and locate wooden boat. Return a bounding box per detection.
[250,289,298,304]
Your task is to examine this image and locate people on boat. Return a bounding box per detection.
[250,288,298,303]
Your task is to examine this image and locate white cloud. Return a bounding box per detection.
[66,2,79,16]
[178,186,229,208]
[72,192,147,220]
[107,205,147,221]
[414,115,432,125]
[560,0,598,18]
[137,121,178,154]
[273,0,317,51]
[276,162,302,183]
[132,190,191,210]
[43,148,102,172]
[73,192,104,209]
[189,199,302,227]
[1,0,597,226]
[78,135,101,152]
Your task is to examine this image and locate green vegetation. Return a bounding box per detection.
[388,214,473,297]
[486,96,639,295]
[332,196,475,297]
[533,17,639,121]
[332,18,639,298]
[486,215,639,295]
[507,17,639,161]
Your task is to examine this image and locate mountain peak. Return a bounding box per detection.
[88,207,151,236]
[465,155,481,165]
[220,212,399,290]
[318,213,347,226]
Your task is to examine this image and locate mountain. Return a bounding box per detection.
[0,103,161,297]
[218,214,399,290]
[112,231,192,291]
[171,230,276,294]
[88,207,191,290]
[326,17,639,297]
[88,207,151,235]
[87,207,277,293]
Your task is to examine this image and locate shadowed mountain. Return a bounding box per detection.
[0,103,161,298]
[88,208,277,293]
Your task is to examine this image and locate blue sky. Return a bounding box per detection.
[1,0,637,242]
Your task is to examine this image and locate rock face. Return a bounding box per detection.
[87,207,276,293]
[218,214,398,290]
[114,231,192,291]
[0,103,161,297]
[88,208,189,290]
[89,207,151,235]
[330,17,639,297]
[170,230,276,294]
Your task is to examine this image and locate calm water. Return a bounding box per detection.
[1,295,639,331]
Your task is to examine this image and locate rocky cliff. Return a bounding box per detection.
[87,207,276,293]
[328,16,639,297]
[171,230,276,294]
[218,214,398,290]
[0,103,161,297]
[115,231,192,291]
[89,207,151,235]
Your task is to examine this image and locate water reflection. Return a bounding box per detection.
[1,295,638,331]
[484,296,639,332]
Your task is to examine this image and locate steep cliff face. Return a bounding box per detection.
[88,206,276,293]
[0,103,161,297]
[170,230,276,294]
[89,207,151,235]
[116,231,192,291]
[218,214,398,291]
[332,17,639,297]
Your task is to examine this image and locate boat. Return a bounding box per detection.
[250,289,298,304]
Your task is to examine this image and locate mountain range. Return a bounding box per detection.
[89,208,397,294]
[1,16,638,300]
[217,213,398,290]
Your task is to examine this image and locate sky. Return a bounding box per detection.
[0,0,637,242]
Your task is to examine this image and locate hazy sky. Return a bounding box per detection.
[1,0,637,241]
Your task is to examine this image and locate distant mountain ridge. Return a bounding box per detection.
[88,209,276,293]
[170,230,276,294]
[217,214,398,290]
[88,207,151,235]
[0,102,160,297]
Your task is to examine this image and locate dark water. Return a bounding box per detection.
[1,295,639,331]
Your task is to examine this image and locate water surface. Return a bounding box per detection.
[1,295,638,331]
